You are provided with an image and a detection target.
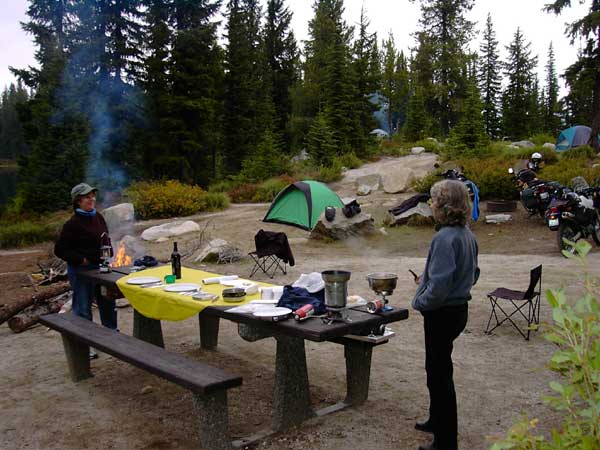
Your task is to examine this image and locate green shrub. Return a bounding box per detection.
[0,220,60,248]
[127,180,206,219]
[252,176,295,202]
[412,172,439,194]
[314,161,343,183]
[491,240,600,450]
[208,179,239,193]
[529,133,555,146]
[461,157,518,200]
[560,144,596,160]
[198,192,230,211]
[538,157,600,187]
[337,151,363,169]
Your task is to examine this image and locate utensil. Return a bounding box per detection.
[163,283,201,293]
[253,307,292,321]
[366,273,398,296]
[127,276,162,285]
[192,292,219,302]
[140,283,165,289]
[321,270,351,309]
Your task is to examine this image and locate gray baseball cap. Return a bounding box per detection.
[70,183,97,200]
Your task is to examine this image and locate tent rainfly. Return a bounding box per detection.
[263,180,344,230]
[555,125,596,151]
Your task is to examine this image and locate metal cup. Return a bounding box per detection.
[321,270,351,308]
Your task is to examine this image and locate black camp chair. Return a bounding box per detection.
[485,265,542,340]
[248,230,295,279]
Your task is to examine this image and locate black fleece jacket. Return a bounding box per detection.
[54,212,110,266]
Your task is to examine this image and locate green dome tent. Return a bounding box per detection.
[263,180,344,230]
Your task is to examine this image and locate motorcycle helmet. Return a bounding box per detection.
[531,152,542,163]
[325,206,336,222]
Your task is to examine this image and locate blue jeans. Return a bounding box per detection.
[67,264,117,330]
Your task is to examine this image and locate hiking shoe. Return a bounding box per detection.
[89,349,98,360]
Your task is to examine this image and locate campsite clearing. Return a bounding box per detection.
[2,154,600,450]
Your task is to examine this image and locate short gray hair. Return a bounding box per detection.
[430,180,471,226]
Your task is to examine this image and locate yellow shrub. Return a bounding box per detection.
[127,180,205,219]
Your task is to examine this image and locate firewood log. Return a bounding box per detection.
[7,292,72,333]
[0,282,70,325]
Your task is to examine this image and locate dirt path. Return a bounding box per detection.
[1,153,597,450]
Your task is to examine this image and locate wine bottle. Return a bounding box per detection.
[171,241,182,279]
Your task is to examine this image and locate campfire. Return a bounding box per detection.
[111,242,133,268]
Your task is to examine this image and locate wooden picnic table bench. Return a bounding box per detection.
[39,312,242,450]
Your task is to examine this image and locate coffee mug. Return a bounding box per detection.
[164,274,176,284]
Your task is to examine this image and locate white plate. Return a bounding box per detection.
[250,299,279,304]
[253,307,292,321]
[163,283,200,293]
[127,276,162,285]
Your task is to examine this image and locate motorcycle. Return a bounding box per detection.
[544,186,600,256]
[437,168,479,221]
[508,167,562,218]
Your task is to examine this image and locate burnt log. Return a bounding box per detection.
[0,281,70,325]
[7,291,72,333]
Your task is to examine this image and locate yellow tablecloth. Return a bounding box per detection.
[116,266,267,321]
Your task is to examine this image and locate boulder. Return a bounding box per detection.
[140,220,201,241]
[411,146,426,155]
[542,142,556,150]
[380,166,416,193]
[102,203,135,235]
[356,184,372,196]
[387,201,433,226]
[511,140,535,149]
[310,209,375,240]
[355,173,381,192]
[193,239,241,263]
[291,148,309,162]
[485,214,512,224]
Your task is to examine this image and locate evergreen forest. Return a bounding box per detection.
[1,0,599,213]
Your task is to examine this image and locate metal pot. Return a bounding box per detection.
[321,270,351,308]
[222,287,246,298]
[366,273,398,296]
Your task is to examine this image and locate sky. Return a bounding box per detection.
[0,0,590,96]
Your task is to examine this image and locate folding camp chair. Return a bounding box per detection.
[485,264,542,340]
[248,230,295,279]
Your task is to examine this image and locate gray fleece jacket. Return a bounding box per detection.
[412,225,480,312]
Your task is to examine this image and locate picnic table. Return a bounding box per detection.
[79,265,409,446]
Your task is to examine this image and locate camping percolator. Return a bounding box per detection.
[321,270,351,309]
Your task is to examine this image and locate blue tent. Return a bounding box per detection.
[555,125,595,151]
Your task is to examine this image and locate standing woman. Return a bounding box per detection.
[55,183,117,332]
[412,180,479,450]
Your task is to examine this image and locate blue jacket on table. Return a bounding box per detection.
[412,225,480,312]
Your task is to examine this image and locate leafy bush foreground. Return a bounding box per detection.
[492,241,600,450]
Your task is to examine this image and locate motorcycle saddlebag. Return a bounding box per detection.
[575,204,596,225]
[521,187,539,209]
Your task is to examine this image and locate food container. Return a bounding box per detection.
[222,287,246,302]
[366,273,398,296]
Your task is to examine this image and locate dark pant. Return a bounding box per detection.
[67,264,117,330]
[423,304,468,450]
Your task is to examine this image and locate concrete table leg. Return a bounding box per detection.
[133,309,164,348]
[344,341,373,405]
[61,334,92,382]
[272,335,314,431]
[199,315,220,350]
[192,390,233,450]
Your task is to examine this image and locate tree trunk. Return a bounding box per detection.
[590,70,600,152]
[0,282,70,325]
[7,291,72,333]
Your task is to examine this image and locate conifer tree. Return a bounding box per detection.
[562,62,594,126]
[0,83,29,160]
[414,0,475,137]
[224,0,268,174]
[478,13,502,139]
[306,111,337,166]
[501,28,538,140]
[404,63,430,142]
[12,0,89,212]
[546,0,600,149]
[350,6,380,156]
[263,0,299,151]
[544,42,561,135]
[164,0,224,185]
[303,0,356,154]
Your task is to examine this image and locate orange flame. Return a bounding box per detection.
[111,243,133,268]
